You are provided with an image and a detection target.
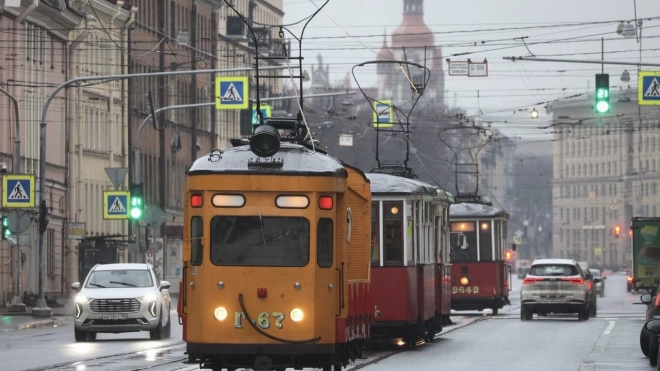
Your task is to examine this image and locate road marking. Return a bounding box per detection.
[603,320,615,335]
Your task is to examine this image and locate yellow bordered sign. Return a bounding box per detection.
[216,76,249,110]
[373,99,393,128]
[638,71,660,105]
[103,191,130,220]
[2,174,35,208]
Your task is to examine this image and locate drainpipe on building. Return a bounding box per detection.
[15,0,38,24]
[107,2,124,172]
[67,15,94,283]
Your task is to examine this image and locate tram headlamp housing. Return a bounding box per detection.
[290,308,304,322]
[250,124,280,157]
[460,277,469,286]
[214,307,228,321]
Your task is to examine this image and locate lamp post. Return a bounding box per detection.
[0,87,26,313]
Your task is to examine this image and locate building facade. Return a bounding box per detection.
[549,90,660,269]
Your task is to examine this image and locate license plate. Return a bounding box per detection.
[102,313,128,320]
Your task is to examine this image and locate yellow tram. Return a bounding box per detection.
[180,141,374,371]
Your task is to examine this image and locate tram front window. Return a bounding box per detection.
[450,221,477,262]
[383,201,403,265]
[210,216,310,267]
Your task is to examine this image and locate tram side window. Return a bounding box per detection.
[317,218,333,268]
[450,222,477,262]
[371,202,380,264]
[479,221,493,262]
[191,216,203,266]
[384,201,404,265]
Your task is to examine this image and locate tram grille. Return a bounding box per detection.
[90,299,140,313]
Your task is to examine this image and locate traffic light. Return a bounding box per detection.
[595,73,610,114]
[2,216,9,240]
[613,225,621,238]
[505,250,513,261]
[129,183,144,220]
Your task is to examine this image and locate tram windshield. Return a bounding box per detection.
[210,216,310,267]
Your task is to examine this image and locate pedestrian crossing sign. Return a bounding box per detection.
[216,76,249,110]
[2,174,35,208]
[104,191,130,220]
[638,71,660,105]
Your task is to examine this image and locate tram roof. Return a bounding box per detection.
[366,173,444,197]
[187,143,348,177]
[450,202,508,218]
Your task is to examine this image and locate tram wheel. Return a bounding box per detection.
[334,364,342,371]
[492,307,499,315]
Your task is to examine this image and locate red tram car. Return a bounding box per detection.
[367,173,452,347]
[449,203,510,314]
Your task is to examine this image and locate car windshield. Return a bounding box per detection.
[529,264,579,277]
[85,269,154,288]
[589,269,602,278]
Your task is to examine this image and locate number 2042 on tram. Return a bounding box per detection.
[178,143,374,371]
[366,173,453,347]
[449,203,510,314]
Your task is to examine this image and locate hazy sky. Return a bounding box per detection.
[283,0,660,138]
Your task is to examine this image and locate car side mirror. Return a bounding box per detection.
[642,293,653,304]
[593,278,602,284]
[585,273,593,280]
[647,319,660,332]
[603,276,607,280]
[518,273,526,279]
[160,281,171,291]
[71,282,80,292]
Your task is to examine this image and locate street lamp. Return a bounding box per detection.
[620,70,630,82]
[530,108,539,119]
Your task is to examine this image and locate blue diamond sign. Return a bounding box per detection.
[2,174,35,208]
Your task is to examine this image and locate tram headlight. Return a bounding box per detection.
[460,277,469,286]
[250,124,280,157]
[290,308,304,322]
[214,307,228,321]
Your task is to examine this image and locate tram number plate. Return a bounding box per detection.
[234,312,285,330]
[452,286,480,294]
[102,313,128,320]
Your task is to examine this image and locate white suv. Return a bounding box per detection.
[71,263,171,342]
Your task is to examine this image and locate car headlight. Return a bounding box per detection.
[140,293,158,302]
[290,308,304,322]
[75,295,89,304]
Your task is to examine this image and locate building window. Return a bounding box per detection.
[47,228,55,276]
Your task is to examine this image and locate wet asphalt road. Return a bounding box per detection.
[1,272,654,371]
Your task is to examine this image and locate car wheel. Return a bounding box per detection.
[74,328,87,342]
[520,307,532,321]
[578,306,589,321]
[162,311,171,339]
[642,325,651,357]
[590,303,597,318]
[150,318,164,340]
[651,333,659,366]
[87,332,97,341]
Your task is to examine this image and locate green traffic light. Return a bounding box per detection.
[596,100,610,113]
[130,207,143,219]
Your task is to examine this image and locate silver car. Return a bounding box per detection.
[71,263,172,342]
[520,259,591,321]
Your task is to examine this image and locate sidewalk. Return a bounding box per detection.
[0,299,74,332]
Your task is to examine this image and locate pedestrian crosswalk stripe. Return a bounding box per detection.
[109,197,127,213]
[221,83,243,102]
[8,181,29,200]
[644,78,660,97]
